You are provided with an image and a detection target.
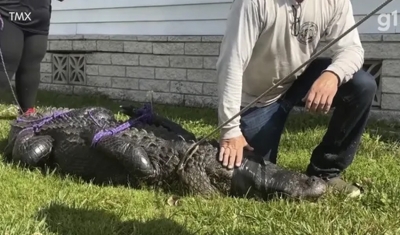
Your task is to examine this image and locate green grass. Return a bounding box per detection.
[0,90,400,235]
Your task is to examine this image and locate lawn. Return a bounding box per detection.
[0,90,399,235]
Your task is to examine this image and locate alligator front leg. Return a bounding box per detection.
[94,136,157,178]
[175,145,220,197]
[11,128,54,167]
[178,165,220,198]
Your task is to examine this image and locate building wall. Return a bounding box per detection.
[36,0,400,116]
[49,0,400,35]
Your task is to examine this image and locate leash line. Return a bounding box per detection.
[177,0,394,170]
[0,15,23,113]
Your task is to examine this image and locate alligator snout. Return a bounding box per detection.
[306,176,320,185]
[304,176,327,198]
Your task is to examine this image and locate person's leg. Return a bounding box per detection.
[240,101,292,164]
[278,57,376,197]
[15,32,48,113]
[241,58,375,161]
[239,59,330,163]
[306,67,377,179]
[0,18,24,91]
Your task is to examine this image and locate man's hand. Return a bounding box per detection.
[219,135,253,169]
[302,71,339,114]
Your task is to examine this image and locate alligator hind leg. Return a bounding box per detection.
[151,114,197,141]
[12,129,54,167]
[95,136,157,178]
[120,104,197,141]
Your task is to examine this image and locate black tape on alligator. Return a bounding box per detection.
[3,104,327,201]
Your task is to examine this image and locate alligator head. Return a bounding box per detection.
[230,150,327,200]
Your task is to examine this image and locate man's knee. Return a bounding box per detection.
[348,70,377,101]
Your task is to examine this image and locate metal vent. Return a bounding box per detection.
[363,60,382,107]
[52,54,86,85]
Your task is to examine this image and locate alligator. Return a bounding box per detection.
[3,104,327,201]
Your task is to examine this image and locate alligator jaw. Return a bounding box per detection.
[230,154,327,201]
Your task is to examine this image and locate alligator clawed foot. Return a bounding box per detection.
[120,103,153,117]
[119,104,141,118]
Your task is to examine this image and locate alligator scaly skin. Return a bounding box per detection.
[4,106,327,200]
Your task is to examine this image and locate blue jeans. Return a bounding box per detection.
[240,58,377,179]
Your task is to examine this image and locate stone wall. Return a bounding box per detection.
[39,34,400,114]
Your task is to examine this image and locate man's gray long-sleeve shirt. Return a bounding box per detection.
[217,0,364,139]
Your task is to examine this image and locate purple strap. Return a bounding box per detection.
[12,111,69,134]
[31,111,68,132]
[91,104,153,146]
[88,111,102,127]
[17,110,70,133]
[17,110,69,122]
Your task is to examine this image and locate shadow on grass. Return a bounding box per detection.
[36,202,194,235]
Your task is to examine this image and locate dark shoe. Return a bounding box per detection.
[325,177,362,198]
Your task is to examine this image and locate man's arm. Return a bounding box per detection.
[217,0,264,139]
[323,0,364,85]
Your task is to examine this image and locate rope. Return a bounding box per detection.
[0,15,23,113]
[177,0,394,171]
[176,145,199,173]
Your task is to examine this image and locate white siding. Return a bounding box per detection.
[49,0,400,35]
[352,0,400,34]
